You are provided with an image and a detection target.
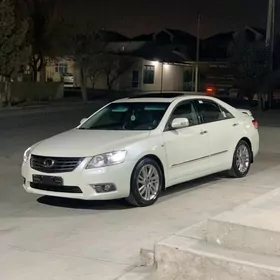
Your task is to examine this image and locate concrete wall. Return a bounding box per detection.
[118,59,189,92]
[10,82,64,103]
[140,60,189,92]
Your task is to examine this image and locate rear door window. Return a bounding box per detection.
[195,100,224,124]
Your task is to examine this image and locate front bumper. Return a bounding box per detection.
[21,158,135,200]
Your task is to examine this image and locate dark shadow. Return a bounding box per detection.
[160,173,226,201]
[37,196,132,210]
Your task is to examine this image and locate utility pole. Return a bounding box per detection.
[266,0,275,62]
[194,13,201,92]
[160,62,164,93]
[265,0,275,108]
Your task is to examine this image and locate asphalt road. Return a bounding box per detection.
[1,105,280,280]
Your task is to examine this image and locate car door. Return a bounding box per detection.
[163,100,210,184]
[194,99,237,171]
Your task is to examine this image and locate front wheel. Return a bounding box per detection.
[126,158,163,207]
[227,140,252,178]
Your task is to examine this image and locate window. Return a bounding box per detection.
[55,63,68,74]
[196,100,227,123]
[143,65,155,84]
[79,102,170,131]
[219,106,234,119]
[132,70,139,88]
[168,101,199,128]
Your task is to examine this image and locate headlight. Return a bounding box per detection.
[86,151,127,169]
[23,147,31,163]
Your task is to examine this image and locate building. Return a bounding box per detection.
[199,26,267,95]
[44,29,197,92]
[43,26,274,94]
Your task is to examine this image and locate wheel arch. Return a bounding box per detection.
[239,137,253,163]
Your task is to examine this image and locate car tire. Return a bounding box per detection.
[227,140,252,178]
[126,158,163,207]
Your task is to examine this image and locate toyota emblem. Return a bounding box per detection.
[43,159,55,168]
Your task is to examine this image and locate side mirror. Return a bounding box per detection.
[80,118,88,125]
[171,118,190,129]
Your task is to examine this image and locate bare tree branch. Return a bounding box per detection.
[228,34,271,106]
[0,0,31,106]
[17,0,60,81]
[101,54,136,90]
[59,19,107,101]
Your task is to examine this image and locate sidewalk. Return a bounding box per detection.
[253,110,280,127]
[0,99,106,117]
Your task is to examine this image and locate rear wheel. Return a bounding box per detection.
[126,158,163,207]
[228,140,252,178]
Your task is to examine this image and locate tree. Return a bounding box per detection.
[228,34,272,110]
[0,0,30,106]
[18,0,59,81]
[62,20,106,101]
[101,54,136,90]
[87,57,104,89]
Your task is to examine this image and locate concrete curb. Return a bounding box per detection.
[0,100,97,111]
[150,188,280,280]
[139,249,155,267]
[0,100,106,117]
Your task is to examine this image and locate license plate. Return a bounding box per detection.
[32,175,63,186]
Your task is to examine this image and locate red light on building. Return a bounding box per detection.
[206,87,215,95]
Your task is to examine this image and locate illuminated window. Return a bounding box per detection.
[143,65,155,84]
[55,63,68,74]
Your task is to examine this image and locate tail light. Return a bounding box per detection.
[252,119,259,129]
[206,87,214,95]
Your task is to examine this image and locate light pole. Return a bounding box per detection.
[160,62,164,93]
[194,13,201,92]
[266,0,275,69]
[265,0,275,108]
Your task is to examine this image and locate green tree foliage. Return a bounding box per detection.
[0,0,30,106]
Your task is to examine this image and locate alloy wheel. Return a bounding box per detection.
[137,164,160,201]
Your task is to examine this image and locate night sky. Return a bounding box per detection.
[66,0,279,38]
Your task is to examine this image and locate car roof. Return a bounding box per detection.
[113,91,215,103]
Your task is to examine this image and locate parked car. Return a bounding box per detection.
[62,73,74,87]
[22,92,259,207]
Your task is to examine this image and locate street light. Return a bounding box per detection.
[160,62,164,93]
[265,0,275,108]
[194,13,201,92]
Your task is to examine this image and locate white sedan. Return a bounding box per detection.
[22,93,259,207]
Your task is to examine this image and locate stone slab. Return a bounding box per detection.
[117,267,154,280]
[152,235,280,280]
[207,188,280,256]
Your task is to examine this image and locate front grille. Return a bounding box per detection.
[30,183,82,193]
[30,155,84,173]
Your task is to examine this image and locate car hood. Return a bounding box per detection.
[31,129,150,157]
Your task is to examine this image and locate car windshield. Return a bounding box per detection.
[79,102,170,131]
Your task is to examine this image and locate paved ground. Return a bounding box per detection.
[1,105,280,280]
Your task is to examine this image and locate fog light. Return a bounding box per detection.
[91,184,116,193]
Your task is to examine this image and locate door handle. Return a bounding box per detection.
[200,130,208,135]
[233,123,239,127]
